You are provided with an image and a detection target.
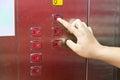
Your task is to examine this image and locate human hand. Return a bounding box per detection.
[57,18,102,59]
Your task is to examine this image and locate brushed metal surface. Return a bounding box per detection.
[88,0,120,80]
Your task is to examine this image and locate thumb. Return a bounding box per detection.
[88,27,93,34]
[66,40,77,52]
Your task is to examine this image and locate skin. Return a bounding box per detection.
[57,18,120,68]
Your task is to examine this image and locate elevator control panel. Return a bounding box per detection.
[18,0,87,80]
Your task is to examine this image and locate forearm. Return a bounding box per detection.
[96,45,120,68]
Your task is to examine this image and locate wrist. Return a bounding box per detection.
[94,45,108,60]
[91,44,106,60]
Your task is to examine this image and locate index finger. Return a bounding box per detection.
[57,18,70,29]
[57,18,78,36]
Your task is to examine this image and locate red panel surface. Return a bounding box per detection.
[18,0,87,80]
[0,37,18,80]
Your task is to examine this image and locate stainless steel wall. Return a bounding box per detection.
[88,0,120,80]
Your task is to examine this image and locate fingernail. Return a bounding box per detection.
[57,18,62,21]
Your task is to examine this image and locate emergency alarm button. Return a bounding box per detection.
[31,27,41,37]
[31,41,42,50]
[30,53,42,63]
[30,66,42,76]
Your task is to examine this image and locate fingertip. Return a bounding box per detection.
[76,19,81,22]
[66,40,76,48]
[57,18,67,25]
[66,40,72,47]
[57,18,62,21]
[66,40,71,45]
[71,19,81,28]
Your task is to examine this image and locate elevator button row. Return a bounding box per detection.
[52,14,64,36]
[30,66,42,76]
[52,14,63,48]
[30,27,42,76]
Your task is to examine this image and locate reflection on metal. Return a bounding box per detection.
[88,0,120,80]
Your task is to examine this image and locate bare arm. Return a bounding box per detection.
[57,18,120,68]
[97,46,120,68]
